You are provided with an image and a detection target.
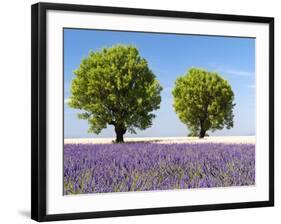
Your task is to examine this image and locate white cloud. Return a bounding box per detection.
[247,84,256,89]
[225,69,253,77]
[162,86,172,93]
[209,65,253,77]
[64,98,71,104]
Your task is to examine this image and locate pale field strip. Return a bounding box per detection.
[64,136,255,144]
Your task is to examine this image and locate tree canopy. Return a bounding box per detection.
[68,45,162,142]
[172,68,235,138]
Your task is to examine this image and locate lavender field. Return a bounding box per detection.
[63,142,255,195]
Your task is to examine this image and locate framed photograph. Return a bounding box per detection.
[31,2,274,222]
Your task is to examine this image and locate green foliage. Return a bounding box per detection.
[172,68,235,138]
[68,45,162,142]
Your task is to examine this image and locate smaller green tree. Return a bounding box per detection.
[172,68,235,138]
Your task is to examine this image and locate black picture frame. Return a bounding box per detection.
[31,2,274,222]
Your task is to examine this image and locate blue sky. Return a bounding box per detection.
[64,28,255,138]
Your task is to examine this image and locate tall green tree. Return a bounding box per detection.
[68,45,162,142]
[172,68,235,138]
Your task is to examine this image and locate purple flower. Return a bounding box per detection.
[63,142,255,195]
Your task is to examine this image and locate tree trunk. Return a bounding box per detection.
[199,119,206,138]
[115,130,124,143]
[114,126,126,143]
[199,129,206,138]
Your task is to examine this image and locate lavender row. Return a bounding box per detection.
[63,143,255,195]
